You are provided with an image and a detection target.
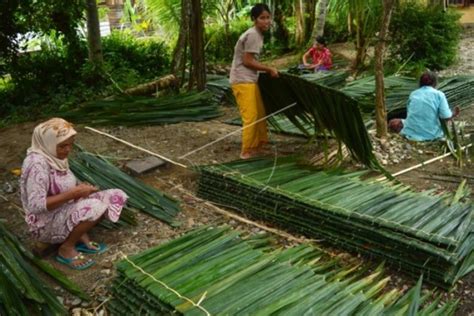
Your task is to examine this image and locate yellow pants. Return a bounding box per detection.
[232,83,268,153]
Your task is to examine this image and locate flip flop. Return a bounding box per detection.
[55,254,95,270]
[75,241,107,254]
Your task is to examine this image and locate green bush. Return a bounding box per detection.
[324,15,350,44]
[102,31,170,77]
[0,31,170,122]
[389,3,461,70]
[205,19,252,63]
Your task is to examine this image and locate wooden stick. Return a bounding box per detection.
[84,126,188,169]
[376,143,472,181]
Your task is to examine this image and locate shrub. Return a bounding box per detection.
[389,3,461,70]
[101,31,170,77]
[205,19,252,63]
[0,31,170,121]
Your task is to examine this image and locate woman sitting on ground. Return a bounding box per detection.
[388,71,460,141]
[302,36,333,72]
[20,118,128,270]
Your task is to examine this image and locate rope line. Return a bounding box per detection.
[119,251,211,316]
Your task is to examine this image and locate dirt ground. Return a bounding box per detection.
[1,38,473,314]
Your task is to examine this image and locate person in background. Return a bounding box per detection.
[302,36,333,72]
[20,118,128,269]
[388,71,460,141]
[229,3,279,159]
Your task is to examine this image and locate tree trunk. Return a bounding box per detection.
[171,0,191,85]
[305,0,317,43]
[86,0,103,66]
[189,0,206,91]
[463,0,470,8]
[311,0,329,40]
[375,0,396,139]
[124,74,178,96]
[106,0,124,31]
[295,0,305,46]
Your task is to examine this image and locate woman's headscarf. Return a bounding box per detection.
[27,118,77,172]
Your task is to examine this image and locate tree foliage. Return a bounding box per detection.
[0,0,86,60]
[389,2,462,71]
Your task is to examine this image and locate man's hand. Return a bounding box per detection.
[453,106,460,118]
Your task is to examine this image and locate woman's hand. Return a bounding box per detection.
[268,67,279,78]
[72,183,99,200]
[46,183,99,211]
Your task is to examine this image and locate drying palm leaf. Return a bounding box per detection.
[258,73,384,172]
[109,225,457,315]
[61,91,222,126]
[70,152,181,227]
[0,222,77,315]
[196,157,474,287]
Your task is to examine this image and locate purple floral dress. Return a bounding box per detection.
[20,153,128,244]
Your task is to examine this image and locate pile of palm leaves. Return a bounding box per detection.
[297,70,350,88]
[197,158,473,287]
[0,223,87,315]
[109,225,458,315]
[70,152,181,227]
[341,75,474,117]
[61,91,222,126]
[341,75,418,115]
[258,73,382,171]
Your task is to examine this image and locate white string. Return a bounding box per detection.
[119,251,211,316]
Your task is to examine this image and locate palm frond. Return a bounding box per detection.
[61,91,222,126]
[258,73,384,172]
[0,223,74,314]
[70,151,181,227]
[196,157,473,287]
[108,225,457,314]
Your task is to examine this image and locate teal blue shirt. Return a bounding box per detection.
[401,86,452,141]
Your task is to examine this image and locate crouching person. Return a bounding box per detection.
[20,118,128,269]
[388,71,459,141]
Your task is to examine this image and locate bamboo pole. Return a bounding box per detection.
[84,126,188,169]
[376,143,472,181]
